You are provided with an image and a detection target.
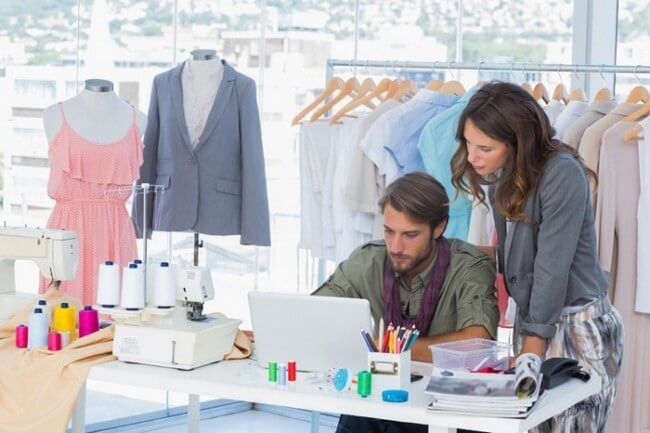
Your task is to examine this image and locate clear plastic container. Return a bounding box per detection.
[429,338,511,371]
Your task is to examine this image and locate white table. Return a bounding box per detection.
[72,360,600,433]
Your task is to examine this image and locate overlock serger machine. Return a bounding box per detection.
[110,264,241,370]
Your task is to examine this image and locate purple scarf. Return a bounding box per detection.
[383,237,451,332]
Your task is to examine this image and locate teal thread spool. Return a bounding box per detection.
[268,362,278,382]
[357,371,371,397]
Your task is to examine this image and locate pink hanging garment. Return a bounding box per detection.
[39,104,142,306]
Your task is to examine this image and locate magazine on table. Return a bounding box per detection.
[425,355,542,418]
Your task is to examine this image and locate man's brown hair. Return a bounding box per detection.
[378,172,449,230]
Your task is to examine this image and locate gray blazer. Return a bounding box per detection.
[132,61,271,246]
[490,152,608,339]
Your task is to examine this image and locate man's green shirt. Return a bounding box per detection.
[312,239,499,339]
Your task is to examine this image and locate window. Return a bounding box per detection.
[0,1,641,430]
[616,0,650,99]
[14,79,57,102]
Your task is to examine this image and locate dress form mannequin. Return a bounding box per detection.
[40,79,146,305]
[43,79,147,143]
[182,49,224,148]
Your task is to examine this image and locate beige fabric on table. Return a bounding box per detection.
[0,290,251,433]
[223,321,252,360]
[578,103,642,208]
[562,100,616,150]
[596,122,650,433]
[0,290,114,433]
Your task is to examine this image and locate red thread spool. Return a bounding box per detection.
[48,331,62,351]
[287,360,297,382]
[15,324,28,348]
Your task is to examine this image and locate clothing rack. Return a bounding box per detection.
[326,59,650,78]
[307,59,650,286]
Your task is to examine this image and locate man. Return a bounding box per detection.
[313,172,499,433]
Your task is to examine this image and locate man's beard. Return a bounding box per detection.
[388,236,436,275]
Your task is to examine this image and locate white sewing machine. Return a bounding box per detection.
[0,226,77,320]
[111,265,241,370]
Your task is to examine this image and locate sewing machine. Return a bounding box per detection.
[0,226,77,320]
[111,265,241,370]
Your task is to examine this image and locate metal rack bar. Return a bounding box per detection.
[326,59,650,75]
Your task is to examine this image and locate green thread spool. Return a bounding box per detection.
[357,371,371,397]
[268,362,278,382]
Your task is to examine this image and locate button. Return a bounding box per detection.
[508,276,518,284]
[188,158,196,165]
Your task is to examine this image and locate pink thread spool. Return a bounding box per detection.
[47,331,62,351]
[78,306,99,338]
[15,324,28,348]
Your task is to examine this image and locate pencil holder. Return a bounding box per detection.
[367,350,410,391]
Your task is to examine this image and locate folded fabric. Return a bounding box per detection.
[0,290,252,433]
[0,289,115,433]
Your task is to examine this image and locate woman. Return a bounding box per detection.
[451,82,623,433]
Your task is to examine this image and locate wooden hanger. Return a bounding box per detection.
[330,78,377,125]
[520,82,534,96]
[349,77,390,108]
[533,83,550,104]
[392,79,417,100]
[292,76,345,125]
[591,66,613,103]
[593,87,613,102]
[624,100,650,122]
[623,86,650,122]
[309,77,360,122]
[626,85,650,104]
[551,83,568,104]
[383,79,402,100]
[365,77,393,103]
[569,88,585,102]
[624,123,644,142]
[426,79,444,91]
[440,80,465,96]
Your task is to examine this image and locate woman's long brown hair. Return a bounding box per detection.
[450,82,596,223]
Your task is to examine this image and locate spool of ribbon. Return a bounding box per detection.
[53,302,76,340]
[357,371,372,397]
[36,299,51,325]
[78,306,99,338]
[96,260,120,308]
[60,331,71,348]
[28,308,49,349]
[121,263,145,310]
[287,360,297,382]
[268,362,278,382]
[47,331,62,351]
[278,364,287,386]
[152,261,175,308]
[15,324,28,348]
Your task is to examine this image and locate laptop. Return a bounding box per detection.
[248,292,373,372]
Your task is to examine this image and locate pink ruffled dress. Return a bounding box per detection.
[39,103,142,305]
